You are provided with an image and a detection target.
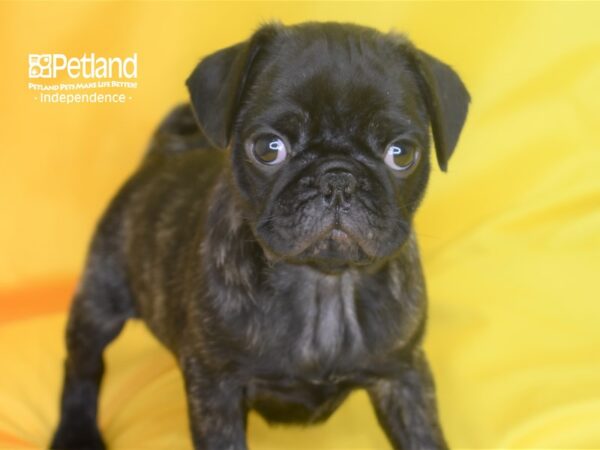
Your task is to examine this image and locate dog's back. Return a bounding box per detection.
[144,104,215,156]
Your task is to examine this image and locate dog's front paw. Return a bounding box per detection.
[49,421,106,450]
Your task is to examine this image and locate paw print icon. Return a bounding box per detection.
[29,54,53,78]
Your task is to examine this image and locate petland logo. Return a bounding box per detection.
[28,53,138,104]
[29,53,138,79]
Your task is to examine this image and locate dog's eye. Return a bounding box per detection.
[252,135,288,165]
[384,142,419,171]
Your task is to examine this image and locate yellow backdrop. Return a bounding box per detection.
[1,1,599,449]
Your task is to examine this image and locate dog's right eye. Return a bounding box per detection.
[252,135,288,165]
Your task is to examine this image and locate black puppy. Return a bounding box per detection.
[51,22,469,450]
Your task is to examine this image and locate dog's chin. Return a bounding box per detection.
[254,202,413,272]
[294,228,372,272]
[256,224,393,273]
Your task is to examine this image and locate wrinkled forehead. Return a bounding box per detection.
[242,31,428,136]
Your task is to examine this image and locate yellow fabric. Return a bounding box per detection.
[1,2,599,449]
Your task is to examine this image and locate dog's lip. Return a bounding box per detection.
[292,224,369,259]
[330,227,350,242]
[305,224,355,250]
[256,212,380,261]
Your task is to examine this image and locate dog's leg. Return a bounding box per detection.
[180,355,248,450]
[368,349,448,450]
[50,263,134,450]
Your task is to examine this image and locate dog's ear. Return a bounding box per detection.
[412,50,470,171]
[186,25,279,149]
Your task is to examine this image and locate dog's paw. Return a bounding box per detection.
[49,422,106,450]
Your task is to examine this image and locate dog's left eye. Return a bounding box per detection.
[384,142,419,171]
[252,135,288,165]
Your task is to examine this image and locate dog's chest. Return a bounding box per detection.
[295,272,364,366]
[206,252,423,378]
[257,269,370,374]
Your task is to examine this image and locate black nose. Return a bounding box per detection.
[319,169,357,207]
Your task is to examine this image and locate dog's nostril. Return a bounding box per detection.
[319,170,357,206]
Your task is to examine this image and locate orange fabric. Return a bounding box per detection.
[0,279,73,324]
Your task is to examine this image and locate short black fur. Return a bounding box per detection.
[51,22,469,450]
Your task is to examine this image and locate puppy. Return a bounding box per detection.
[51,22,469,450]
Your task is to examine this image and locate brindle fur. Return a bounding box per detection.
[51,22,469,450]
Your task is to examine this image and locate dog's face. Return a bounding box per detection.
[187,23,469,270]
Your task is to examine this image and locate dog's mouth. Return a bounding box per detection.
[307,227,372,270]
[265,220,375,270]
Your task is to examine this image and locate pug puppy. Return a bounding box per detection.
[51,22,469,450]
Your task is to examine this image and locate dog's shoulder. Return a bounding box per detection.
[144,103,216,156]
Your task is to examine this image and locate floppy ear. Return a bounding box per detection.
[186,25,279,149]
[413,50,470,172]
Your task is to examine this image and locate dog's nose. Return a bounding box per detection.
[319,169,357,207]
